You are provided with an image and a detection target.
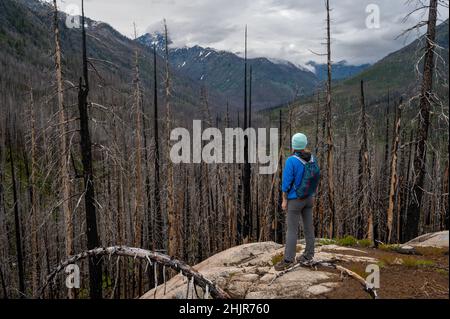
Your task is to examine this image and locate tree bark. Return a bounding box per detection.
[152,44,162,251]
[405,0,438,241]
[77,0,102,299]
[7,130,25,298]
[387,99,402,243]
[163,20,178,257]
[242,25,251,241]
[357,80,373,241]
[29,88,40,296]
[325,0,336,238]
[53,0,73,298]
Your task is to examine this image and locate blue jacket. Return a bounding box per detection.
[282,152,311,200]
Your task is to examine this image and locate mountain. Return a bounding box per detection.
[339,19,449,98]
[306,60,371,82]
[264,18,449,146]
[138,33,319,109]
[0,0,229,123]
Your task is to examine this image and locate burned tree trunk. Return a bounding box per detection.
[357,80,373,241]
[132,25,144,250]
[132,24,144,296]
[152,44,162,251]
[242,25,251,241]
[53,1,73,296]
[405,0,438,241]
[380,92,391,241]
[275,109,283,243]
[7,130,25,298]
[29,88,40,296]
[315,91,320,154]
[0,139,7,299]
[163,20,179,257]
[325,0,336,238]
[0,263,7,299]
[387,99,403,243]
[77,0,102,299]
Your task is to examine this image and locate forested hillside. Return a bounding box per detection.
[138,33,319,109]
[339,19,449,97]
[306,60,371,82]
[0,0,229,117]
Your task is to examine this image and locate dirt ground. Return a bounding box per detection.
[319,247,449,299]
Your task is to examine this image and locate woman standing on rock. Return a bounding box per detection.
[275,133,321,271]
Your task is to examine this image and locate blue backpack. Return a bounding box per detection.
[291,154,320,199]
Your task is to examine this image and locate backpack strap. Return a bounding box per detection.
[291,154,314,165]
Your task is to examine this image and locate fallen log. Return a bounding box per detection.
[38,246,230,299]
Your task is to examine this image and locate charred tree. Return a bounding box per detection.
[7,130,25,298]
[53,2,73,297]
[356,80,373,241]
[405,0,438,241]
[387,99,403,243]
[29,88,40,296]
[276,109,283,243]
[163,20,179,257]
[132,24,144,296]
[242,25,251,241]
[77,0,102,299]
[152,44,162,250]
[132,24,144,250]
[325,0,337,238]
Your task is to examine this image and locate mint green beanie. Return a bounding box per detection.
[292,133,308,150]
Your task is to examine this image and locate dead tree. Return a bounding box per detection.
[132,24,144,250]
[7,129,25,298]
[276,109,283,243]
[152,44,162,250]
[77,0,102,299]
[325,0,337,238]
[357,80,373,241]
[163,20,179,257]
[38,246,230,299]
[315,91,320,154]
[443,162,449,230]
[387,99,403,243]
[242,25,251,241]
[405,0,438,241]
[29,88,39,296]
[380,91,391,241]
[0,139,7,299]
[53,2,73,295]
[0,263,7,299]
[132,23,144,296]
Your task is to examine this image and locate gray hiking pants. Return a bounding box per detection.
[284,196,315,262]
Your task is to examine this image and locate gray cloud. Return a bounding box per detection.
[58,0,448,65]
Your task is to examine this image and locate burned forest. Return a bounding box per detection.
[0,0,448,300]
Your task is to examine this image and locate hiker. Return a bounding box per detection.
[274,133,321,271]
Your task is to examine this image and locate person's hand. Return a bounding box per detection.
[282,199,288,211]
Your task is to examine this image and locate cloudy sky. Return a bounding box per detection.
[57,0,448,66]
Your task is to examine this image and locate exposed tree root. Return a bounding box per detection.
[38,246,230,299]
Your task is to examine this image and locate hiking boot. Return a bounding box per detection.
[296,254,314,265]
[274,259,294,271]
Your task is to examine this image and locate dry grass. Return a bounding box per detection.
[414,246,449,257]
[271,253,284,266]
